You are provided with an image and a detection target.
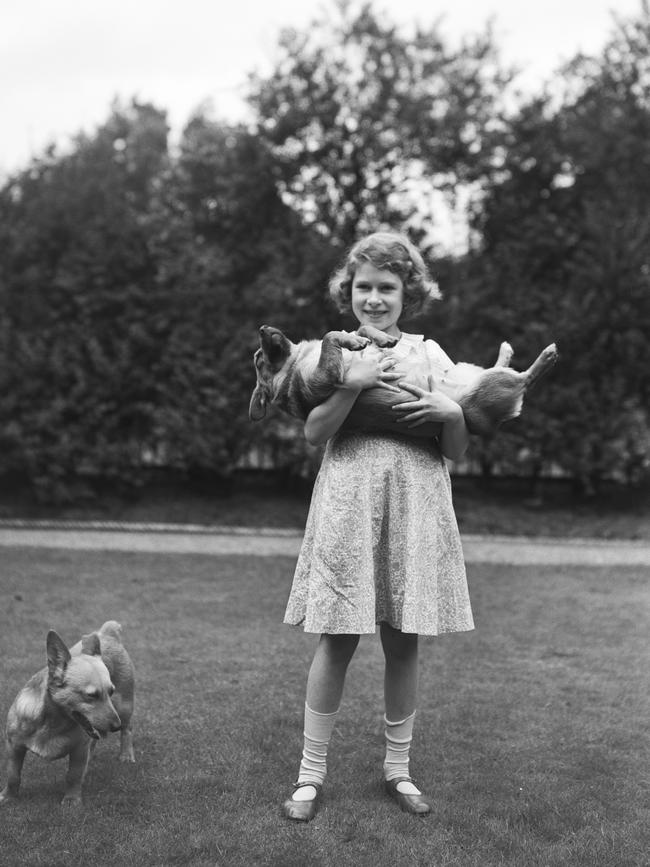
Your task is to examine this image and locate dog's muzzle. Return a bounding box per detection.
[71,711,100,740]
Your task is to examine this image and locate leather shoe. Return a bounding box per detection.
[384,777,431,815]
[282,781,322,822]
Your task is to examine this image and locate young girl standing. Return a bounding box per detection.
[282,231,474,821]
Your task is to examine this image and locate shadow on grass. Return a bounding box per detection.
[0,549,648,866]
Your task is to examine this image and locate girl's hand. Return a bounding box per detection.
[392,381,463,427]
[342,353,402,393]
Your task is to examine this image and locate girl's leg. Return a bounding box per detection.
[380,622,429,811]
[305,633,360,714]
[284,633,359,819]
[380,622,418,722]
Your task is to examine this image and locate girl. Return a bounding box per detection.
[282,231,474,822]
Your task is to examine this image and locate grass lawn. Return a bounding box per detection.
[0,547,648,866]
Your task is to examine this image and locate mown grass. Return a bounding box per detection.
[0,547,648,866]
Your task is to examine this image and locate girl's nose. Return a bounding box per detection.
[367,288,382,305]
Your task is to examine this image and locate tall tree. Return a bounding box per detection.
[0,100,171,499]
[458,3,650,491]
[0,103,337,499]
[248,0,511,251]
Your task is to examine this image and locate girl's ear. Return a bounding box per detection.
[249,386,267,421]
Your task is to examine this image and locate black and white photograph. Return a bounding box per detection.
[0,1,648,865]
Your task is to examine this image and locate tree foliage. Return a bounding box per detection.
[456,4,650,490]
[0,101,171,499]
[0,102,329,499]
[0,2,648,500]
[248,0,511,249]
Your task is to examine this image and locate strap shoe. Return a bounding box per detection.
[384,777,431,815]
[282,781,322,822]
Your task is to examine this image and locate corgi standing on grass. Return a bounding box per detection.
[280,232,475,821]
[0,620,135,807]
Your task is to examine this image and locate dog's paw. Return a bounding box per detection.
[0,789,17,805]
[119,751,136,764]
[541,343,559,363]
[374,333,399,348]
[61,794,83,808]
[355,325,399,348]
[495,341,514,367]
[346,334,371,350]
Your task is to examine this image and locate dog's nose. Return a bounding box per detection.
[110,720,122,733]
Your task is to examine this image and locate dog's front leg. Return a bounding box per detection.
[307,332,353,399]
[61,740,91,807]
[356,324,399,348]
[0,744,27,803]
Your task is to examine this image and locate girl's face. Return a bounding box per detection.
[350,262,404,338]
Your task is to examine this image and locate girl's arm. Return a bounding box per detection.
[392,383,469,462]
[304,385,362,446]
[438,403,469,462]
[304,353,401,446]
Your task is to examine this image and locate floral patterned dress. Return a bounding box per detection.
[284,333,474,636]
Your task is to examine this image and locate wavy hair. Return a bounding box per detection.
[329,232,441,318]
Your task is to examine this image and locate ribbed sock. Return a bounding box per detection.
[293,703,339,801]
[383,711,421,795]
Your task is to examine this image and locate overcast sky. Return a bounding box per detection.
[0,0,642,176]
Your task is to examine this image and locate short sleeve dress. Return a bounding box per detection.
[283,332,475,636]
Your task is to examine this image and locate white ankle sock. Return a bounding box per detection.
[294,703,339,800]
[383,711,421,795]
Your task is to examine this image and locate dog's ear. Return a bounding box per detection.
[81,632,102,656]
[46,630,71,685]
[249,386,268,421]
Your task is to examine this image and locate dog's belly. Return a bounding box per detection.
[345,386,442,438]
[342,349,442,438]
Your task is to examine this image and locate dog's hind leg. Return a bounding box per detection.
[119,725,135,763]
[494,341,514,367]
[110,689,135,763]
[522,344,558,389]
[0,744,27,803]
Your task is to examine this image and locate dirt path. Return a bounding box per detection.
[0,521,649,566]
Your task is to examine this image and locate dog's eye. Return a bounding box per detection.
[108,684,115,696]
[84,689,100,701]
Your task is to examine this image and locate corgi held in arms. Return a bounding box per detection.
[249,324,558,437]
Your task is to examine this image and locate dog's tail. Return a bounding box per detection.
[98,621,123,640]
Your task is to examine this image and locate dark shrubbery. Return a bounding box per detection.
[1,5,648,500]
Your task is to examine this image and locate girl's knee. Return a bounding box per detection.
[380,622,418,659]
[320,633,360,662]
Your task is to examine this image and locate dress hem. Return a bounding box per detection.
[283,617,475,636]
